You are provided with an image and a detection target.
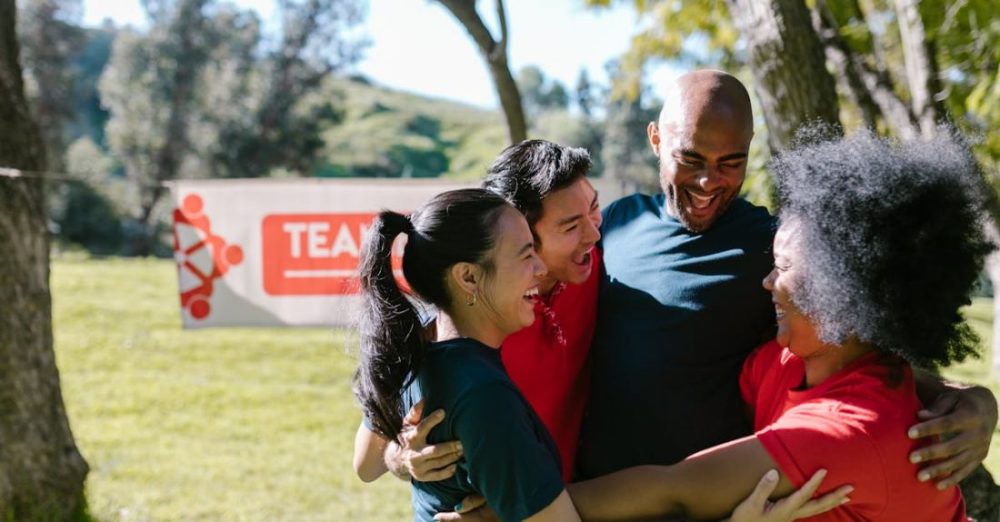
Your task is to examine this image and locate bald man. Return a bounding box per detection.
[577,71,772,478]
[577,70,998,483]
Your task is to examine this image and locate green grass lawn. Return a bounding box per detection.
[51,258,1000,520]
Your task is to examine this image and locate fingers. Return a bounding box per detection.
[908,414,971,440]
[745,469,780,512]
[417,442,464,468]
[909,432,977,465]
[456,494,487,513]
[414,408,448,440]
[916,448,980,484]
[780,468,827,509]
[404,399,426,426]
[409,441,463,480]
[432,497,490,522]
[415,463,458,483]
[793,485,852,518]
[935,460,980,490]
[916,391,961,421]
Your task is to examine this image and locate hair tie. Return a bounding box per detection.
[403,215,416,235]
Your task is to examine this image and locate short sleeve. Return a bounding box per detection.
[452,383,565,522]
[740,340,779,407]
[361,380,423,434]
[756,403,888,505]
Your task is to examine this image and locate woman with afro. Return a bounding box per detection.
[566,128,989,521]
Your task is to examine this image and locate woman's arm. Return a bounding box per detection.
[353,423,390,482]
[351,403,463,483]
[568,435,799,521]
[524,491,581,522]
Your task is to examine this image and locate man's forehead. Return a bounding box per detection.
[539,179,595,219]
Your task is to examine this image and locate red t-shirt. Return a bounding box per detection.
[501,249,600,481]
[740,340,967,521]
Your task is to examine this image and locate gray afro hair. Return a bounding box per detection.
[772,127,994,368]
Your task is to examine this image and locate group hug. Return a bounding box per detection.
[350,70,999,521]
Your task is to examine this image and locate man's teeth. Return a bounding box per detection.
[687,190,715,209]
[524,288,539,298]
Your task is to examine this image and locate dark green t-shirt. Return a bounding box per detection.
[577,194,777,478]
[405,338,564,522]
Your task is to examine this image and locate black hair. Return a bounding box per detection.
[482,139,591,235]
[772,127,994,368]
[353,188,511,439]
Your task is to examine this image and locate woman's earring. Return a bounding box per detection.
[466,292,477,306]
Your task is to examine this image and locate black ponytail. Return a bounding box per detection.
[354,211,422,439]
[353,189,510,440]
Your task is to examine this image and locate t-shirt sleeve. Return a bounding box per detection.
[756,403,888,504]
[739,340,777,407]
[361,380,423,434]
[452,382,565,521]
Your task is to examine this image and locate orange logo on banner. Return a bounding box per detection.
[262,214,406,296]
[173,194,245,320]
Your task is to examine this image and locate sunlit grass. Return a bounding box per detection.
[51,258,999,520]
[52,257,409,521]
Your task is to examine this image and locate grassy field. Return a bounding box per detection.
[51,258,1000,521]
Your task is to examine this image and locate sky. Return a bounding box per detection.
[81,0,679,109]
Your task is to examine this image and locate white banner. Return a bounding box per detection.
[169,178,473,328]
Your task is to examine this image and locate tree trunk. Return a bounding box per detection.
[436,0,527,144]
[894,0,945,137]
[813,0,921,140]
[725,0,841,153]
[0,0,89,517]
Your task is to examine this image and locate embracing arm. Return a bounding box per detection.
[568,435,847,522]
[351,400,463,483]
[910,369,998,487]
[353,423,390,482]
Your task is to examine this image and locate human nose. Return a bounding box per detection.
[696,166,722,191]
[533,254,548,278]
[762,268,776,291]
[583,216,601,245]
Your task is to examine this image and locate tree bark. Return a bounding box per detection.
[812,0,921,140]
[0,0,89,517]
[894,0,945,137]
[436,0,527,145]
[724,0,841,153]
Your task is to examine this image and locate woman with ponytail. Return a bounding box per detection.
[352,188,578,521]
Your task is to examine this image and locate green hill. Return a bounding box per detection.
[318,78,509,180]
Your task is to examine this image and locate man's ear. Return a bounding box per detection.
[647,121,661,156]
[449,262,481,297]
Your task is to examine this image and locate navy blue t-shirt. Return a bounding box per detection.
[403,338,564,522]
[576,194,776,479]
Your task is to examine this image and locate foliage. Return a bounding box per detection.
[599,61,660,193]
[98,0,366,255]
[585,0,1000,205]
[50,138,128,255]
[320,78,508,180]
[17,0,85,171]
[518,65,570,119]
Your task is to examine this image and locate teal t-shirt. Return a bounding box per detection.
[577,194,776,478]
[405,338,564,522]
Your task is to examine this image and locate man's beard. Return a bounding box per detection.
[662,184,738,233]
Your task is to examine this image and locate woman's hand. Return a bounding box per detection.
[386,399,464,482]
[727,469,852,522]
